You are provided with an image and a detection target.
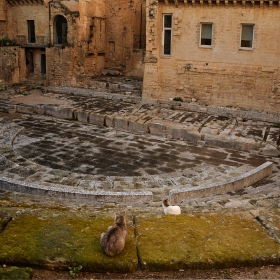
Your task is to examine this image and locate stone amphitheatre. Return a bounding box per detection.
[0,80,280,278]
[1,80,280,206]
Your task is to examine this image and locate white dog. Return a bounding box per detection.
[162,198,181,215]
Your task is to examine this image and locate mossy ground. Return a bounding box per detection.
[0,210,280,274]
[0,266,33,280]
[136,213,280,271]
[0,214,138,273]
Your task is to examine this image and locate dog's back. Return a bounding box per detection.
[100,215,127,257]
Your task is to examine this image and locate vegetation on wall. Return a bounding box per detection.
[0,37,19,46]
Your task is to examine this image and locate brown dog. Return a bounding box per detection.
[100,214,127,257]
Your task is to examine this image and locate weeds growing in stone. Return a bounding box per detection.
[173,97,183,102]
[68,265,82,278]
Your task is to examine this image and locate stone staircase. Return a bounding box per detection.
[20,76,46,88]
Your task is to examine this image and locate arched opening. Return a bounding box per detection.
[54,15,67,45]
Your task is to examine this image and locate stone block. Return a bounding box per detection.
[16,105,33,115]
[114,116,129,131]
[166,126,182,139]
[181,129,201,143]
[44,106,74,119]
[147,122,167,136]
[95,81,107,89]
[109,83,120,91]
[105,115,115,127]
[33,105,45,115]
[89,112,105,126]
[75,110,90,123]
[128,120,148,134]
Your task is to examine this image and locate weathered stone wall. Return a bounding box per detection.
[105,0,146,75]
[47,0,106,86]
[1,0,145,86]
[143,0,280,113]
[6,4,49,41]
[0,0,6,37]
[0,0,6,21]
[32,48,46,78]
[46,47,74,86]
[0,46,25,84]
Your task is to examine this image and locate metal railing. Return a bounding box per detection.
[54,36,75,47]
[13,35,74,47]
[15,35,49,46]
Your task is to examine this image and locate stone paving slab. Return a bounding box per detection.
[136,212,280,272]
[0,213,138,273]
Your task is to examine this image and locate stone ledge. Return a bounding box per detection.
[170,161,273,204]
[0,176,153,205]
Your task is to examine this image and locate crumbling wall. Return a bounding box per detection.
[47,0,106,86]
[105,0,146,75]
[6,4,49,42]
[46,47,74,86]
[0,46,25,85]
[143,0,280,113]
[0,0,6,36]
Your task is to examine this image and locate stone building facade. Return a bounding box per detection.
[0,0,146,86]
[1,0,280,112]
[142,0,280,112]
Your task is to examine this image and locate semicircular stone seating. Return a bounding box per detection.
[0,117,274,206]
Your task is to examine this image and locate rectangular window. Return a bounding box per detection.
[241,24,254,48]
[163,14,172,56]
[27,20,36,43]
[200,23,212,46]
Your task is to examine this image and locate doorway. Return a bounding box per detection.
[41,54,46,75]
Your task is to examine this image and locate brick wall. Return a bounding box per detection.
[143,0,280,113]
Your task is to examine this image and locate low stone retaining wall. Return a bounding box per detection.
[14,103,265,152]
[0,162,273,206]
[170,161,273,204]
[0,176,153,205]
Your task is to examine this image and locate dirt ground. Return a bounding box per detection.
[32,265,280,279]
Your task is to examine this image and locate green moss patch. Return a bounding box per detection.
[136,213,280,271]
[0,212,12,232]
[0,266,33,280]
[0,215,137,273]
